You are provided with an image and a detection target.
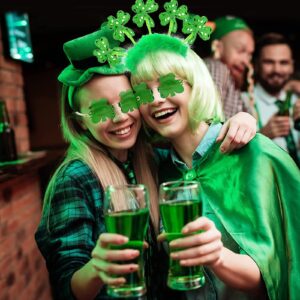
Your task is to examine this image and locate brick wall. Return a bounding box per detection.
[0,25,30,155]
[0,25,52,299]
[0,175,52,300]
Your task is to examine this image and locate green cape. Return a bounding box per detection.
[158,134,300,300]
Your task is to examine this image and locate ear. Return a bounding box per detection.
[211,40,223,60]
[79,118,88,130]
[291,59,295,73]
[79,120,88,130]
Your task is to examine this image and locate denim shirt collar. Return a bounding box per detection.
[170,123,222,170]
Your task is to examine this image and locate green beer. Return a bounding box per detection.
[160,198,205,290]
[105,208,149,297]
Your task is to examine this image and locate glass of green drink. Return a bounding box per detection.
[159,180,205,291]
[104,184,149,298]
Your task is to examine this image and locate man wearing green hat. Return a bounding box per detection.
[204,15,255,119]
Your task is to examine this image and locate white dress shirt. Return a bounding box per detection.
[253,83,300,156]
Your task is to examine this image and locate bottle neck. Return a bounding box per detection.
[0,102,11,126]
[0,102,12,134]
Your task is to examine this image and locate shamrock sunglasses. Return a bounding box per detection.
[75,73,185,123]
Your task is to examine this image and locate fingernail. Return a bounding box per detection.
[120,237,128,243]
[180,260,187,265]
[131,250,139,258]
[171,252,179,259]
[169,240,177,247]
[130,266,138,271]
[220,147,225,152]
[182,227,188,234]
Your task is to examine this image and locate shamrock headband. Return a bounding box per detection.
[104,0,212,72]
[58,0,212,112]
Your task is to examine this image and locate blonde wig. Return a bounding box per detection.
[130,47,225,132]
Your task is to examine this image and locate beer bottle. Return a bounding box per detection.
[0,100,18,161]
[278,91,300,131]
[276,90,292,116]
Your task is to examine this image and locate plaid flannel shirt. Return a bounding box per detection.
[204,57,248,119]
[35,159,170,300]
[35,160,109,299]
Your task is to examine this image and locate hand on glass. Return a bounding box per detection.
[91,233,140,286]
[160,216,223,267]
[217,112,257,153]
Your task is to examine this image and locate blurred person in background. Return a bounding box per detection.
[253,32,300,167]
[205,16,255,119]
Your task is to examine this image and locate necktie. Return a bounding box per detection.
[121,159,137,184]
[275,99,300,167]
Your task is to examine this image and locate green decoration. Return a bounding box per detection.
[183,168,198,181]
[158,73,184,98]
[133,82,154,106]
[107,10,136,44]
[119,83,154,113]
[89,98,116,123]
[119,90,139,113]
[159,0,188,35]
[132,0,159,34]
[182,14,212,44]
[126,34,188,74]
[93,37,126,68]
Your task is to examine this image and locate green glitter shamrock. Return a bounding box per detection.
[119,90,139,113]
[89,99,116,123]
[107,10,136,44]
[159,0,188,35]
[133,82,154,106]
[119,83,154,113]
[132,0,159,34]
[182,14,212,44]
[93,37,126,68]
[158,73,184,98]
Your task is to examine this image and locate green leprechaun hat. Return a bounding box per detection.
[58,24,127,88]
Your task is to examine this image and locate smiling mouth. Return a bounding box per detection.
[152,108,177,120]
[233,67,244,75]
[111,125,132,135]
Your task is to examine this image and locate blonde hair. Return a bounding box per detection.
[44,80,159,232]
[130,47,225,131]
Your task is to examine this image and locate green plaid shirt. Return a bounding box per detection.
[35,160,109,299]
[35,157,173,300]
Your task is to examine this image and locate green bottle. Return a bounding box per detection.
[0,100,17,161]
[277,90,292,116]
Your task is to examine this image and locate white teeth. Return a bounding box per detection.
[114,126,130,135]
[154,109,175,118]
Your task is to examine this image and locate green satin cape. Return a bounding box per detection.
[158,134,300,300]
